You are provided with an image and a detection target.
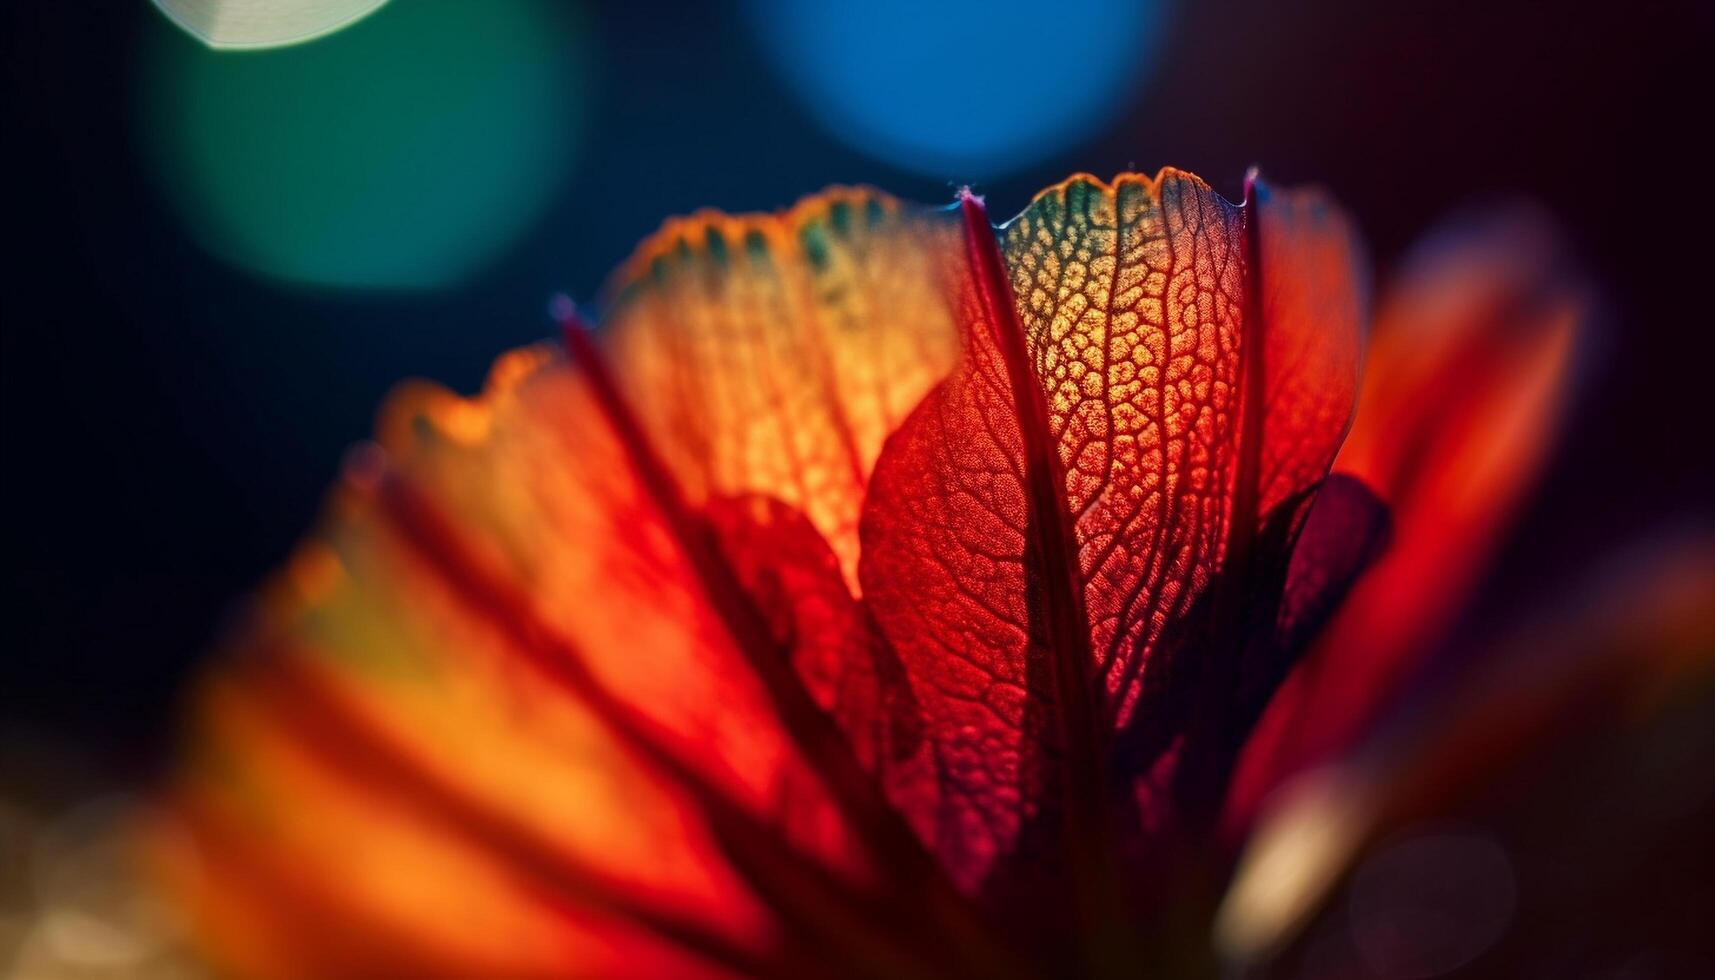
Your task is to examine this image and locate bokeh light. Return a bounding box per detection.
[743,0,1167,178]
[152,0,392,50]
[140,0,590,290]
[1,794,198,978]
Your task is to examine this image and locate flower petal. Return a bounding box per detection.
[599,189,961,589]
[155,347,917,977]
[1230,209,1588,824]
[155,185,1029,979]
[1217,535,1715,968]
[1249,177,1368,523]
[860,171,1366,887]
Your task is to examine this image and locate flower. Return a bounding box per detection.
[144,170,1715,978]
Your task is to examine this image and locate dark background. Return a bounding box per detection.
[4,0,1711,788]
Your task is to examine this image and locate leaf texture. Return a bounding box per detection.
[601,189,961,588]
[860,171,1366,888]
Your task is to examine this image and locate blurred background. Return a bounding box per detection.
[1,0,1711,972]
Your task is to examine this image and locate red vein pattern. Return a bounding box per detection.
[1002,172,1248,732]
[601,189,961,590]
[861,172,1363,889]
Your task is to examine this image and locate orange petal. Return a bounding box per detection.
[996,171,1248,732]
[154,352,810,977]
[599,189,961,590]
[153,185,1024,980]
[157,348,988,976]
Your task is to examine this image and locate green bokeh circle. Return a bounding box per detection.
[142,0,589,290]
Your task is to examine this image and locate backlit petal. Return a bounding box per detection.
[600,189,961,589]
[860,171,1366,888]
[155,350,860,978]
[1229,209,1587,825]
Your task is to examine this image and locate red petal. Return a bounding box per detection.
[860,171,1366,887]
[1230,209,1588,826]
[1249,177,1368,524]
[155,355,790,977]
[703,494,923,778]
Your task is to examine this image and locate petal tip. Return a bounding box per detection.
[956,185,990,222]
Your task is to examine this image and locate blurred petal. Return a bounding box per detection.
[1217,534,1715,968]
[154,355,795,977]
[1235,474,1391,726]
[1249,177,1368,524]
[1229,209,1588,825]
